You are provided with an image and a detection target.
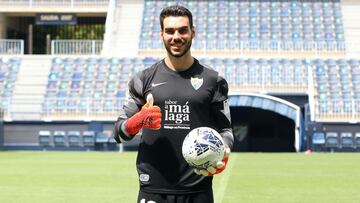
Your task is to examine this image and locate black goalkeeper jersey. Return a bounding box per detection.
[114,58,234,194]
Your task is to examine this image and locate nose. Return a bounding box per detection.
[173,30,181,39]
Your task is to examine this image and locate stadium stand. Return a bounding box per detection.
[312,58,360,122]
[140,0,345,55]
[40,55,360,125]
[0,57,21,119]
[1,0,360,152]
[42,56,309,121]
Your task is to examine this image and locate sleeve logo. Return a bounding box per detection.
[139,174,150,182]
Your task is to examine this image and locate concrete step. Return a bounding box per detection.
[16,80,48,86]
[103,0,142,57]
[10,112,42,121]
[12,94,44,102]
[13,85,46,94]
[10,103,42,112]
[17,69,49,76]
[9,55,52,121]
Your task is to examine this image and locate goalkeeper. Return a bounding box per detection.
[113,4,234,203]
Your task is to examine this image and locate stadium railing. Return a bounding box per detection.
[314,101,360,122]
[41,97,124,121]
[51,40,103,55]
[139,40,347,58]
[0,0,109,7]
[0,40,24,55]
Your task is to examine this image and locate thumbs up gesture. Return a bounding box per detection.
[143,93,155,108]
[125,93,162,135]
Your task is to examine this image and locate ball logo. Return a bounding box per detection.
[195,128,223,156]
[200,128,224,149]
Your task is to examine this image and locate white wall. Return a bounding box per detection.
[342,0,360,56]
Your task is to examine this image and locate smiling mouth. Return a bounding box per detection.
[171,43,183,49]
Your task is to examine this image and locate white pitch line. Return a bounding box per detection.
[215,155,236,203]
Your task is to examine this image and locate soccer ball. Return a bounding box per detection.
[182,127,225,169]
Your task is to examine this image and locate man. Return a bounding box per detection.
[114,5,234,203]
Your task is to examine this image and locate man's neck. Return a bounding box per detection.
[164,53,194,72]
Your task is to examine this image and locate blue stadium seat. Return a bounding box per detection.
[38,130,51,147]
[82,131,95,147]
[53,130,66,146]
[139,0,345,51]
[312,132,326,147]
[67,131,81,147]
[355,133,360,148]
[325,132,339,148]
[340,132,354,148]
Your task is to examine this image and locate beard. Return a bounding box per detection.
[163,38,192,58]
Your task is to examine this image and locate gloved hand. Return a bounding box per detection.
[124,94,162,135]
[194,146,231,176]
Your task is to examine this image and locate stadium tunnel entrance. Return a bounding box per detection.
[228,93,304,152]
[5,15,105,54]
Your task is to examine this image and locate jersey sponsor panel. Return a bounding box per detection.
[164,100,190,130]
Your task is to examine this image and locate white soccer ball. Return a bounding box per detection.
[182,127,225,169]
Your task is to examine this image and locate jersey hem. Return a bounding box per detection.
[140,187,211,195]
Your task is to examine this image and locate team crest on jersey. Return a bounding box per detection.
[190,77,203,90]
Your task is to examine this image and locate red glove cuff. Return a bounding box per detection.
[207,156,229,176]
[215,156,229,174]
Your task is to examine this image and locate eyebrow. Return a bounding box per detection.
[164,26,189,31]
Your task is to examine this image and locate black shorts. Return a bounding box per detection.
[137,189,214,203]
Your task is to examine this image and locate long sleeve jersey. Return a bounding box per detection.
[114,58,234,194]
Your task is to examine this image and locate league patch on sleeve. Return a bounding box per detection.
[223,99,230,114]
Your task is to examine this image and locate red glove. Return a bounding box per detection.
[125,94,162,135]
[194,146,231,176]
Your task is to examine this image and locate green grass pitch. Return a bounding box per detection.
[0,151,360,203]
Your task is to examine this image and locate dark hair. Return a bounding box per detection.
[159,5,193,30]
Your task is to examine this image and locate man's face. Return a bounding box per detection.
[161,16,195,58]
